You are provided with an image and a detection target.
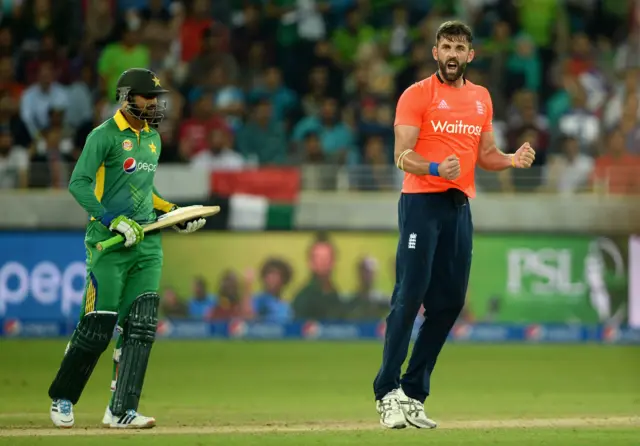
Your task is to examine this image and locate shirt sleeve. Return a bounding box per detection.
[394,84,426,127]
[152,186,175,213]
[482,90,494,133]
[68,130,110,221]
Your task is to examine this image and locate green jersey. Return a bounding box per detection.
[69,110,174,225]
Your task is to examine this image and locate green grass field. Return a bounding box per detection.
[1,340,639,445]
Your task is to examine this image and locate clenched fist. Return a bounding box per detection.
[438,155,461,180]
[513,142,536,168]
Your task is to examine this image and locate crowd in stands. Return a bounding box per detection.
[0,0,638,193]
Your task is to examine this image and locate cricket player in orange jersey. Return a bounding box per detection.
[374,21,535,429]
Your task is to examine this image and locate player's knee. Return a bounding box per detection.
[74,311,118,353]
[124,292,159,344]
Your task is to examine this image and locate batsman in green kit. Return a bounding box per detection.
[47,69,207,429]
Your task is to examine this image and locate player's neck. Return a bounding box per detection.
[437,70,465,88]
[121,109,146,131]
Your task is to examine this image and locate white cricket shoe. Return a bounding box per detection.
[109,409,156,429]
[101,405,112,427]
[376,389,407,429]
[397,389,437,429]
[50,399,74,428]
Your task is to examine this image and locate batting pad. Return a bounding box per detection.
[110,292,159,416]
[48,311,118,404]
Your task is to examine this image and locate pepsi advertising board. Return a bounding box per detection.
[0,232,87,321]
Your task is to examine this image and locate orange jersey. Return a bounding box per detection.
[394,73,493,198]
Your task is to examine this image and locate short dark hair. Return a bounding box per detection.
[260,258,293,286]
[435,21,473,45]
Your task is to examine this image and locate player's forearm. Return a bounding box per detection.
[68,176,108,221]
[394,149,433,176]
[477,146,514,171]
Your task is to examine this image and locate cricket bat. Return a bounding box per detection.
[96,205,221,252]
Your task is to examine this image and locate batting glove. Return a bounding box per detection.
[107,215,144,247]
[169,206,207,234]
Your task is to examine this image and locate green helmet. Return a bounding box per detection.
[115,68,169,126]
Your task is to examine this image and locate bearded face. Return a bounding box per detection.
[433,37,473,83]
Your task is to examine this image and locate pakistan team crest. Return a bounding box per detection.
[122,139,133,151]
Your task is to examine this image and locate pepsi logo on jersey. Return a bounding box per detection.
[123,157,157,174]
[123,157,137,173]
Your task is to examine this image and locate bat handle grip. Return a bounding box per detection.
[96,234,125,252]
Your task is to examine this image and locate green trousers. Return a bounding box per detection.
[81,221,163,327]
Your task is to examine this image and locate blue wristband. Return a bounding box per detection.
[99,213,115,227]
[429,163,440,176]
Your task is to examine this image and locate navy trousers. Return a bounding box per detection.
[373,190,473,403]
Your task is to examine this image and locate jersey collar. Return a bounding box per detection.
[114,110,150,133]
[435,71,466,86]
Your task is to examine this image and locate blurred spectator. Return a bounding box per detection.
[300,131,324,163]
[292,232,343,320]
[64,64,95,131]
[28,124,72,189]
[250,66,298,124]
[231,4,273,67]
[179,95,230,161]
[236,98,288,165]
[237,42,269,91]
[208,270,253,320]
[395,41,430,100]
[506,33,541,97]
[620,95,640,154]
[331,6,376,69]
[75,97,109,155]
[251,258,294,323]
[342,256,388,321]
[544,136,594,194]
[189,65,245,131]
[16,0,66,49]
[188,276,217,320]
[356,135,391,191]
[567,32,594,77]
[480,21,512,119]
[0,128,28,189]
[592,129,640,195]
[0,93,30,147]
[179,0,215,63]
[603,68,639,132]
[140,0,172,24]
[301,65,330,117]
[378,5,417,73]
[292,97,357,165]
[0,55,23,101]
[23,32,71,86]
[354,42,394,99]
[83,0,117,48]
[191,128,244,172]
[187,25,238,88]
[309,40,343,97]
[558,84,600,154]
[159,287,188,319]
[357,99,393,150]
[20,61,69,139]
[98,25,150,102]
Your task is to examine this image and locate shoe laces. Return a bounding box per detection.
[404,397,425,417]
[380,394,401,413]
[58,400,72,416]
